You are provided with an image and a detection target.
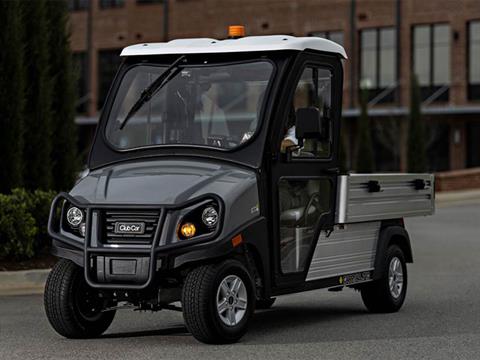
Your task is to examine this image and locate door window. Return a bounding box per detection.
[283,67,332,158]
[278,178,331,273]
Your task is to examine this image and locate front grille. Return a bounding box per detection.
[102,210,161,245]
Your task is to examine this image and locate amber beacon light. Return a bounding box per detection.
[228,25,245,38]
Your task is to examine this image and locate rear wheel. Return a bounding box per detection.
[361,245,408,313]
[44,259,116,338]
[182,260,255,344]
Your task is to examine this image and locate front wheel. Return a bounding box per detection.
[44,259,116,338]
[182,260,255,344]
[361,245,408,313]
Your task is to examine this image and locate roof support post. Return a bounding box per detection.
[349,0,356,109]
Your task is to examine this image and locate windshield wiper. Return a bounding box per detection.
[119,55,186,130]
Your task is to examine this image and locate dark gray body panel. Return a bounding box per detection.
[70,158,260,237]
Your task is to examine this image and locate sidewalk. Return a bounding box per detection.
[435,188,480,207]
[0,269,50,296]
[1,188,479,297]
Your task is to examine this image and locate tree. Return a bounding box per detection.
[0,1,25,193]
[355,88,375,173]
[21,0,53,190]
[47,0,79,190]
[407,74,427,173]
[374,116,402,171]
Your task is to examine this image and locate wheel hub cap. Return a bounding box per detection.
[216,275,248,326]
[389,257,404,299]
[75,282,105,321]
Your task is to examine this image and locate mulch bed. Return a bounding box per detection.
[0,253,58,271]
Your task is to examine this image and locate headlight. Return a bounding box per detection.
[66,207,83,227]
[202,206,218,228]
[177,201,220,240]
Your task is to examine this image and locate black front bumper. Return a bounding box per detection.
[49,193,235,290]
[52,241,152,285]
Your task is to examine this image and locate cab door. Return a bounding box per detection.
[268,53,343,290]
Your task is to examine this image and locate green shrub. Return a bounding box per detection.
[0,188,56,260]
[0,192,37,259]
[32,189,56,250]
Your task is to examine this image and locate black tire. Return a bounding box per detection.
[182,259,255,344]
[256,297,276,310]
[361,245,408,313]
[44,259,116,338]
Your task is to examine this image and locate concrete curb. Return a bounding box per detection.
[0,269,50,296]
[436,189,480,207]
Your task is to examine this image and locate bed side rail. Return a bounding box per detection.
[335,173,435,224]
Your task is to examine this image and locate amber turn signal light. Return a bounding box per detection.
[180,223,196,238]
[231,234,243,247]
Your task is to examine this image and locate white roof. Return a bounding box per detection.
[121,35,347,59]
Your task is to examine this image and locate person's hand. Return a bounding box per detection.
[280,139,296,153]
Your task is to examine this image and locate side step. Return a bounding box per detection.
[328,286,344,292]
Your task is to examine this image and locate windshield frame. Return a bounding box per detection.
[101,58,277,154]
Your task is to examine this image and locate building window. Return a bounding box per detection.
[413,23,450,102]
[68,0,89,11]
[73,52,88,113]
[99,0,125,9]
[468,21,480,100]
[359,27,397,103]
[309,31,344,46]
[98,49,122,109]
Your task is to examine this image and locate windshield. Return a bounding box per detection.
[105,61,274,150]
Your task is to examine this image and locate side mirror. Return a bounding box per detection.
[295,107,329,146]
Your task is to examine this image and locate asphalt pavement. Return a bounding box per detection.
[1,203,479,360]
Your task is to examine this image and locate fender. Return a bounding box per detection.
[172,216,270,298]
[51,240,83,267]
[172,217,269,273]
[372,224,413,280]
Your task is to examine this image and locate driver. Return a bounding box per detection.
[281,126,298,153]
[280,106,298,153]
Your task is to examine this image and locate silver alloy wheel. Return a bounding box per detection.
[389,257,404,299]
[216,274,248,327]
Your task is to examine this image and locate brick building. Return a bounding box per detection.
[69,0,480,171]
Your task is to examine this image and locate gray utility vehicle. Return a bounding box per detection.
[45,31,434,344]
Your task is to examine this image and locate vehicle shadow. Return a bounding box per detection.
[246,304,369,343]
[97,297,456,345]
[243,299,452,345]
[101,325,189,339]
[99,303,371,343]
